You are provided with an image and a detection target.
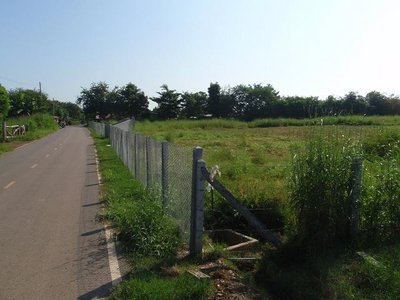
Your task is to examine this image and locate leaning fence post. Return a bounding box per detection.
[190,147,205,257]
[146,137,152,188]
[350,157,362,241]
[161,141,169,207]
[134,134,139,178]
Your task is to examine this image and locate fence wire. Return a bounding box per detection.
[89,121,193,246]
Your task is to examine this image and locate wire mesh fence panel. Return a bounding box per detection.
[89,121,196,248]
[166,143,193,245]
[147,138,163,202]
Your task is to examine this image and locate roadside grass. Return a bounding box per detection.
[92,132,214,299]
[0,114,59,155]
[255,242,400,300]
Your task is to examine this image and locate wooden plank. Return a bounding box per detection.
[201,167,281,247]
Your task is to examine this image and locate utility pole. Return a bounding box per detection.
[52,98,55,116]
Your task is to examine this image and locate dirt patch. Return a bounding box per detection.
[199,258,258,300]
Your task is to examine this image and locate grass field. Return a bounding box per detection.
[133,116,400,299]
[134,118,399,209]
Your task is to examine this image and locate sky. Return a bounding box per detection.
[1,0,399,109]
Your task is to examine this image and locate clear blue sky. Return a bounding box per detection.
[1,0,399,108]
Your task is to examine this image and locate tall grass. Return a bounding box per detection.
[94,133,180,257]
[359,129,400,244]
[288,129,361,254]
[2,113,59,141]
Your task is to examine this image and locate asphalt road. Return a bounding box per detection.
[0,126,112,299]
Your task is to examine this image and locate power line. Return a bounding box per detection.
[0,74,36,87]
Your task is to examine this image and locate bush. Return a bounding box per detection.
[288,131,361,254]
[106,198,180,257]
[360,158,400,243]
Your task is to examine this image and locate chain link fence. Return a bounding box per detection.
[89,121,195,246]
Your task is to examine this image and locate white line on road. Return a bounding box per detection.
[45,154,50,158]
[3,181,16,190]
[15,141,35,150]
[31,164,38,169]
[94,148,121,286]
[105,227,122,286]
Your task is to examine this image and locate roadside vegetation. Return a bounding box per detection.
[93,133,214,299]
[0,113,59,155]
[133,117,400,299]
[0,82,83,155]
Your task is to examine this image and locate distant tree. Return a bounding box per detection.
[229,84,281,120]
[62,102,83,120]
[9,88,48,117]
[342,91,366,115]
[321,95,342,116]
[180,91,208,118]
[0,84,10,120]
[77,82,109,120]
[207,82,222,118]
[152,85,181,119]
[386,95,400,115]
[119,83,149,119]
[365,91,389,115]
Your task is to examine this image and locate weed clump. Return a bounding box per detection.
[288,130,361,254]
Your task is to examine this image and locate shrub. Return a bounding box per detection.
[107,198,180,257]
[288,130,361,254]
[360,158,400,243]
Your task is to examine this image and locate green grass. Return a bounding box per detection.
[134,118,399,231]
[132,117,400,298]
[0,113,59,155]
[93,133,180,257]
[110,273,212,300]
[255,242,400,300]
[92,132,214,299]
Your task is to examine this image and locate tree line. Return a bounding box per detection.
[77,82,400,121]
[0,84,82,122]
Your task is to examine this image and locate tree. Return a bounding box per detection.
[119,83,149,119]
[8,88,48,117]
[152,85,181,119]
[77,82,110,120]
[230,84,281,120]
[180,91,208,118]
[365,91,389,115]
[342,92,366,115]
[0,84,10,120]
[207,82,222,118]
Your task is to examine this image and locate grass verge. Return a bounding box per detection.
[0,114,59,155]
[92,132,213,299]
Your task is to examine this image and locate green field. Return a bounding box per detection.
[134,116,400,298]
[134,117,399,208]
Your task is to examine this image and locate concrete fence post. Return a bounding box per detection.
[190,147,205,257]
[350,157,362,241]
[146,137,152,188]
[134,134,139,178]
[161,141,169,207]
[105,124,110,138]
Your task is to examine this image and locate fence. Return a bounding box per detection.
[90,120,204,255]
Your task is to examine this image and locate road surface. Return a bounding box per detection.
[0,126,113,299]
